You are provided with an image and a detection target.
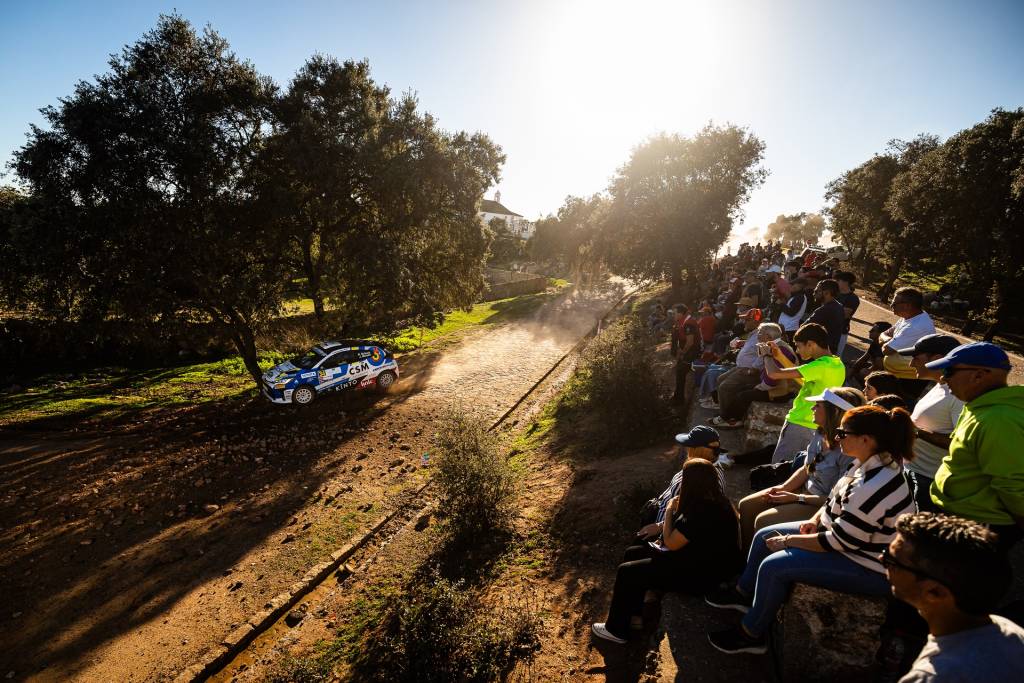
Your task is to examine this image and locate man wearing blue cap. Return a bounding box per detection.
[926,342,1024,548]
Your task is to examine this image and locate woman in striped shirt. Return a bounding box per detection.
[706,404,917,654]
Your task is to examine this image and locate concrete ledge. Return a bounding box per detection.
[744,401,790,451]
[776,583,886,682]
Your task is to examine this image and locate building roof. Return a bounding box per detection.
[480,199,522,218]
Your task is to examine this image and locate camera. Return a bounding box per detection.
[756,342,773,357]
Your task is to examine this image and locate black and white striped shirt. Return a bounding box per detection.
[817,453,916,574]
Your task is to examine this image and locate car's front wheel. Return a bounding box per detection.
[292,384,316,405]
[376,371,397,393]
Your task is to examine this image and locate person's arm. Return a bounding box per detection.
[915,428,953,450]
[780,294,802,317]
[680,331,696,358]
[766,532,826,553]
[977,421,1024,529]
[660,497,690,550]
[763,349,803,381]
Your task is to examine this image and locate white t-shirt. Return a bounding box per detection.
[908,382,964,478]
[886,312,936,352]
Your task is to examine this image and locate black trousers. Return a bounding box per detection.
[673,356,692,400]
[605,544,701,637]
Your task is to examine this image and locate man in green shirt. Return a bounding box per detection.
[764,322,847,463]
[927,342,1024,549]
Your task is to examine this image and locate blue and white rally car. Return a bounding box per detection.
[261,340,400,405]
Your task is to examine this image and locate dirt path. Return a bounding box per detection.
[0,284,626,683]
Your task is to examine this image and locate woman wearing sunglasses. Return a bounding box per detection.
[706,404,917,654]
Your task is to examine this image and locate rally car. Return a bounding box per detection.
[261,340,400,405]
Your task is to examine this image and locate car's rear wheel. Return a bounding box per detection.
[293,384,316,405]
[376,371,397,393]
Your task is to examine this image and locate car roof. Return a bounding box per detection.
[318,339,383,352]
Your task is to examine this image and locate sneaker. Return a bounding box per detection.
[708,416,744,429]
[716,453,735,468]
[704,586,752,613]
[591,622,627,644]
[707,625,768,655]
[699,398,718,409]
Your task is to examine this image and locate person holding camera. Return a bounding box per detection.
[710,322,797,429]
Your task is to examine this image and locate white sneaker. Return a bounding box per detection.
[591,622,627,644]
[699,398,718,409]
[716,453,735,468]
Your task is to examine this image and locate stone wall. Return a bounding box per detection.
[744,401,791,451]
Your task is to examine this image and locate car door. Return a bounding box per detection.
[345,349,372,385]
[315,351,348,390]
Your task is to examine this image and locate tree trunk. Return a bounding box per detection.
[301,235,325,321]
[671,262,683,298]
[225,311,263,388]
[879,256,904,302]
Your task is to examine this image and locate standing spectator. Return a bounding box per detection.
[697,305,717,347]
[834,271,860,358]
[806,279,845,355]
[885,513,1024,683]
[670,304,700,404]
[897,334,965,511]
[592,460,742,644]
[778,277,810,342]
[763,323,847,463]
[706,404,917,654]
[878,288,937,396]
[926,342,1024,549]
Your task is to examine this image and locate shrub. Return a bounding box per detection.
[559,315,665,451]
[348,574,541,682]
[432,407,517,538]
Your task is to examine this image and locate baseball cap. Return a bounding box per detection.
[805,388,856,412]
[674,425,727,452]
[896,333,962,358]
[924,341,1012,371]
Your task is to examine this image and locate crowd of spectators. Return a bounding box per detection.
[598,240,1024,682]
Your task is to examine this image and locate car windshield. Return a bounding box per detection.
[291,349,326,369]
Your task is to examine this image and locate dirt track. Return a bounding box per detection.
[0,283,626,683]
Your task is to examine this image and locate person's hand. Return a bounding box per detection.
[762,486,785,500]
[799,522,817,535]
[637,523,661,539]
[666,496,679,514]
[767,490,798,504]
[766,534,788,552]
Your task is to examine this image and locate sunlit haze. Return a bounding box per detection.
[2,0,1022,247]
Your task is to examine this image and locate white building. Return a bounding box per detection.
[479,192,534,239]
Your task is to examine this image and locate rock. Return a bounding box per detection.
[399,444,411,451]
[79,539,93,546]
[744,402,790,451]
[195,479,205,488]
[228,580,243,592]
[356,453,369,461]
[203,504,220,514]
[284,606,306,627]
[351,464,363,473]
[388,458,405,468]
[282,533,296,544]
[778,583,887,682]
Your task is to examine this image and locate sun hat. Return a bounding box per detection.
[804,388,857,412]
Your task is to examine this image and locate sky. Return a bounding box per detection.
[2,0,1023,246]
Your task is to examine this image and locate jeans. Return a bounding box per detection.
[738,522,891,636]
[837,333,848,359]
[771,422,816,463]
[699,364,730,399]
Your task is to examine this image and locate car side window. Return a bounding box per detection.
[319,351,345,368]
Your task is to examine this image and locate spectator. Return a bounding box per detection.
[737,387,865,548]
[763,323,847,463]
[711,323,797,429]
[706,404,917,654]
[777,277,810,342]
[852,321,893,380]
[592,460,743,644]
[699,309,763,411]
[927,342,1024,549]
[879,288,937,400]
[870,394,909,411]
[865,370,902,402]
[647,301,669,333]
[697,305,717,347]
[741,271,764,309]
[806,279,845,356]
[670,304,700,404]
[886,513,1024,683]
[897,334,964,511]
[834,271,860,358]
[637,426,729,540]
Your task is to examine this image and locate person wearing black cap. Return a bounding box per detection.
[592,442,741,644]
[925,342,1024,549]
[897,334,965,511]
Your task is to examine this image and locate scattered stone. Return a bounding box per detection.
[301,522,312,531]
[79,539,93,546]
[194,479,205,488]
[284,606,306,627]
[351,464,363,473]
[282,533,296,544]
[388,458,404,468]
[203,504,220,514]
[228,580,243,592]
[355,453,368,461]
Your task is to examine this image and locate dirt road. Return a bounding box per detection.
[0,283,626,683]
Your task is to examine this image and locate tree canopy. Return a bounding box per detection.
[763,212,825,245]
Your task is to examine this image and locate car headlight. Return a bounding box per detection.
[274,383,288,389]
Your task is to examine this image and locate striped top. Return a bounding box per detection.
[817,453,916,574]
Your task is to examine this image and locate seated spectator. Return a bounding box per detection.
[777,277,810,342]
[834,271,860,358]
[852,321,893,380]
[870,394,909,410]
[697,305,717,348]
[897,334,964,511]
[878,288,937,400]
[763,323,847,463]
[886,513,1024,683]
[865,370,902,402]
[710,323,797,429]
[706,404,917,654]
[806,279,845,356]
[737,387,865,548]
[592,460,743,644]
[637,426,728,540]
[741,271,764,309]
[927,342,1024,550]
[699,309,762,411]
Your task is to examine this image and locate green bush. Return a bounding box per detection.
[432,408,518,538]
[349,574,541,682]
[559,314,666,451]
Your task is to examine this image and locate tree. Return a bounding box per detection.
[603,124,767,294]
[12,15,283,385]
[763,212,825,245]
[486,217,524,263]
[888,109,1024,337]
